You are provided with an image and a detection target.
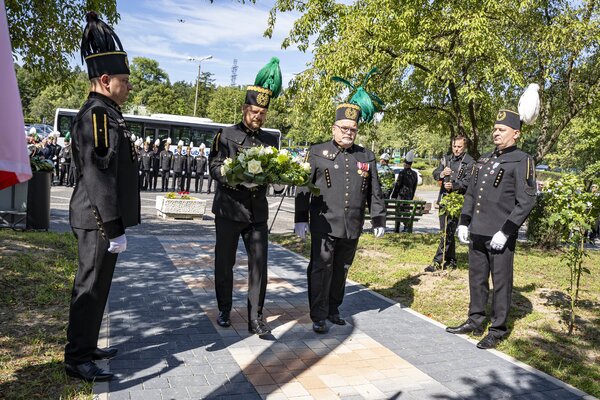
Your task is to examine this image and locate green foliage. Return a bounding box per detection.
[540,175,600,334]
[30,157,54,172]
[206,86,245,124]
[439,192,464,219]
[527,193,562,249]
[7,0,118,79]
[268,0,600,162]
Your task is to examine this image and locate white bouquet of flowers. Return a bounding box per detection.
[221,146,318,193]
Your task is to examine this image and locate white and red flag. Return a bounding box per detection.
[0,0,31,190]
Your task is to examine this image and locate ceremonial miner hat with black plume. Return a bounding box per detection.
[332,67,384,123]
[81,11,130,79]
[495,84,541,130]
[244,57,282,109]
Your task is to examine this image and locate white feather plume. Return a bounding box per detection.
[189,141,194,148]
[200,143,206,148]
[154,139,160,146]
[134,138,142,146]
[131,134,137,141]
[146,136,151,144]
[177,140,184,147]
[166,137,172,145]
[518,83,541,125]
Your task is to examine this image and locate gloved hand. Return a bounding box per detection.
[490,231,508,251]
[294,222,309,239]
[192,172,196,177]
[457,225,469,244]
[139,170,142,176]
[107,234,127,254]
[150,168,153,172]
[272,183,285,192]
[241,182,259,188]
[373,227,385,238]
[159,168,163,173]
[170,170,174,175]
[182,171,186,176]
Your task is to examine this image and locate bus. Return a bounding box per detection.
[53,108,282,152]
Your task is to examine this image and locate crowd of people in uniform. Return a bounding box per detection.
[27,129,76,186]
[60,11,557,383]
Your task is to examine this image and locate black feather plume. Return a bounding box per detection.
[80,11,124,63]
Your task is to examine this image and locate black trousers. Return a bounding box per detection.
[172,173,183,191]
[60,163,70,185]
[65,228,118,365]
[184,174,192,192]
[433,214,458,264]
[214,217,268,320]
[151,171,158,190]
[207,176,214,193]
[307,232,358,322]
[468,234,516,338]
[194,175,204,193]
[161,170,170,192]
[142,170,151,190]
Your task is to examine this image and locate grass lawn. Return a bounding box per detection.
[0,230,92,399]
[270,232,600,397]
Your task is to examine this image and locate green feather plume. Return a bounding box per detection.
[254,57,282,98]
[332,67,383,123]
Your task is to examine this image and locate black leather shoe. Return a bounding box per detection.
[443,260,457,270]
[477,334,503,349]
[248,319,271,336]
[445,321,484,336]
[91,347,118,360]
[424,263,439,272]
[65,361,113,382]
[327,314,346,325]
[217,311,231,327]
[312,320,329,334]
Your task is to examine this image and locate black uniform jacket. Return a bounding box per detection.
[171,150,185,173]
[295,140,386,240]
[433,153,475,202]
[159,149,172,170]
[194,154,207,174]
[209,122,279,223]
[460,146,536,237]
[140,148,152,171]
[69,92,140,239]
[391,168,418,200]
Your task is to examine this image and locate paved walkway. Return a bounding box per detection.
[90,223,593,399]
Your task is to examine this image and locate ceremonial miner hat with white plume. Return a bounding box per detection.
[332,67,384,123]
[81,11,130,79]
[244,57,282,109]
[495,84,541,130]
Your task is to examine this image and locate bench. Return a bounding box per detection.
[368,199,427,233]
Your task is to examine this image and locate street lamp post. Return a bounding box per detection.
[190,55,212,117]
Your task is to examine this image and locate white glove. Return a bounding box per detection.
[107,234,127,254]
[373,227,385,238]
[490,231,508,251]
[150,168,153,172]
[294,222,309,239]
[61,158,66,163]
[53,156,57,161]
[457,225,469,244]
[170,170,174,174]
[241,182,259,188]
[272,183,285,192]
[139,170,142,176]
[192,172,196,177]
[182,171,186,176]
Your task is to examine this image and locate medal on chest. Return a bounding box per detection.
[357,161,370,177]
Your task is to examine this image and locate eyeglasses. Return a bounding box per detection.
[334,125,358,135]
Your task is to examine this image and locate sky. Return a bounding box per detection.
[114,0,314,88]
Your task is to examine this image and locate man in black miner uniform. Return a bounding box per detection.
[59,134,72,186]
[184,142,194,192]
[151,139,160,191]
[447,84,540,349]
[171,141,185,192]
[425,135,474,272]
[52,133,62,184]
[295,72,386,334]
[65,11,140,382]
[209,57,284,336]
[194,143,208,193]
[140,139,152,190]
[391,150,418,200]
[159,138,172,192]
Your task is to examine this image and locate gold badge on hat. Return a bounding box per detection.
[497,111,506,121]
[345,108,358,120]
[256,93,269,107]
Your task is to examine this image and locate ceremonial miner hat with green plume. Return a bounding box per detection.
[81,11,130,79]
[245,57,282,109]
[332,67,384,123]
